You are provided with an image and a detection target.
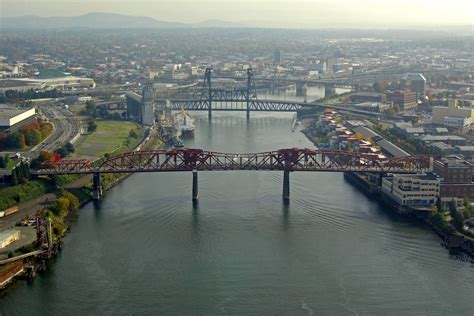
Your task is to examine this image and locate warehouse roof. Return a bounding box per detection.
[377,139,410,157]
[0,108,29,119]
[0,79,41,89]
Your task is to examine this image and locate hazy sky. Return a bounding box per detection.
[1,0,473,28]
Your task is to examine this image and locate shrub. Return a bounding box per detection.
[61,191,79,211]
[0,180,50,211]
[463,209,472,219]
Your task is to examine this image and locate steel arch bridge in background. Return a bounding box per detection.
[33,148,432,201]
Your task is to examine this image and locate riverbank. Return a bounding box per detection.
[343,171,474,260]
[0,127,162,291]
[299,113,474,260]
[2,112,473,314]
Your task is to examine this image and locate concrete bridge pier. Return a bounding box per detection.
[295,81,307,97]
[192,169,199,201]
[324,83,336,98]
[92,173,103,200]
[283,170,290,202]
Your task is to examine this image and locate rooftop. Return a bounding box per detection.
[402,73,426,81]
[429,142,452,150]
[0,79,42,89]
[394,172,439,181]
[437,156,473,168]
[421,135,466,142]
[456,146,474,152]
[351,92,386,97]
[405,127,425,134]
[377,139,410,158]
[0,229,20,241]
[0,107,33,120]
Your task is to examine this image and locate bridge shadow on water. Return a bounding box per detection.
[191,201,199,229]
[189,197,291,235]
[92,199,104,221]
[281,202,290,232]
[202,115,290,129]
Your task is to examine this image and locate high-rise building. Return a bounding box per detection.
[402,73,427,98]
[387,90,417,111]
[274,49,283,64]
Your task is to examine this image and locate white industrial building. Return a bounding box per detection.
[443,116,472,129]
[381,173,440,208]
[0,76,95,93]
[0,107,36,133]
[0,79,44,93]
[0,230,20,249]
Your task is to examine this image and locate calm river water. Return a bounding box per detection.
[1,111,473,315]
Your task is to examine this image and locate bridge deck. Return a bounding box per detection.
[155,98,387,117]
[34,148,431,176]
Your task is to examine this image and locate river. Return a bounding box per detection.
[1,111,473,315]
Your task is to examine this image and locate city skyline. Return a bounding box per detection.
[1,0,473,29]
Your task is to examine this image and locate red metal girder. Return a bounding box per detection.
[32,148,432,175]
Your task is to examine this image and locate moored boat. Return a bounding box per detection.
[174,108,195,138]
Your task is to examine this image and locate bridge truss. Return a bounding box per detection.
[157,68,307,117]
[157,98,301,112]
[34,148,431,175]
[34,148,431,201]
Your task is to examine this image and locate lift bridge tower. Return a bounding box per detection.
[199,67,256,119]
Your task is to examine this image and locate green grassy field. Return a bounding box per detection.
[68,104,86,117]
[74,120,142,158]
[5,159,18,170]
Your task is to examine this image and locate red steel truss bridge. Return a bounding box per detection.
[33,148,432,201]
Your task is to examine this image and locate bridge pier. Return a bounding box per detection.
[324,83,336,98]
[93,173,103,200]
[192,170,199,201]
[283,170,290,202]
[295,81,307,97]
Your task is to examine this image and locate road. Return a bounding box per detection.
[35,106,80,156]
[0,193,57,231]
[0,106,80,161]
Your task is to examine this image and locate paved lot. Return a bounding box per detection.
[0,226,37,259]
[0,193,56,231]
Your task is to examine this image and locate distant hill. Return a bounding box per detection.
[0,12,187,29]
[192,19,244,28]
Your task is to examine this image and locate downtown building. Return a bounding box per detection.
[401,73,427,98]
[432,99,474,129]
[386,90,417,111]
[433,156,474,208]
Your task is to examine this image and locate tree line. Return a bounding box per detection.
[0,119,53,150]
[83,100,126,121]
[10,161,31,186]
[0,88,62,103]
